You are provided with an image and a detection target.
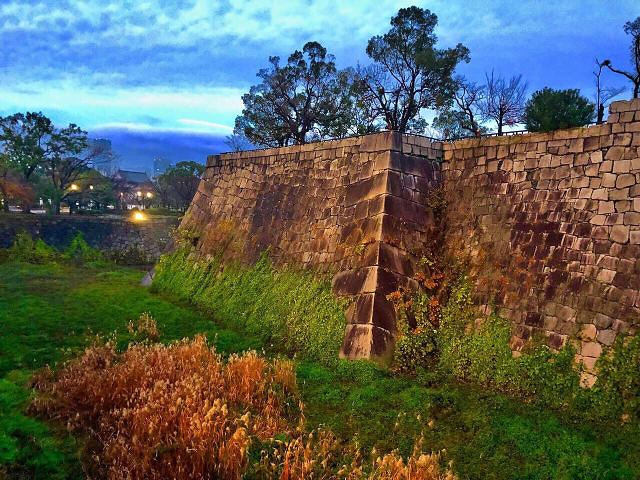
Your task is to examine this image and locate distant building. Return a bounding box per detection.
[153,157,172,178]
[88,138,117,176]
[113,169,155,210]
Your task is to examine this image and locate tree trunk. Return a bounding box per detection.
[597,104,605,124]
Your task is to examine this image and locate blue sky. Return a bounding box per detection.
[1,1,638,171]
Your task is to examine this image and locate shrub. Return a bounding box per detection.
[127,312,159,342]
[34,335,457,479]
[392,275,582,410]
[392,291,439,374]
[7,231,58,264]
[437,276,581,409]
[62,233,103,264]
[32,336,300,480]
[151,248,347,366]
[589,334,640,422]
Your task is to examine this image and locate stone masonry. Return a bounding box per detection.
[181,99,640,371]
[442,99,640,386]
[0,214,178,263]
[180,132,442,360]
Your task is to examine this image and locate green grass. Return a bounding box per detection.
[1,259,639,479]
[152,248,347,366]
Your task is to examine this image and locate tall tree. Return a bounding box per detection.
[0,112,54,181]
[433,76,486,139]
[0,112,101,212]
[480,71,528,135]
[524,88,595,132]
[235,42,346,147]
[362,6,469,132]
[156,161,205,212]
[594,59,626,123]
[601,17,640,98]
[42,124,106,214]
[321,67,382,138]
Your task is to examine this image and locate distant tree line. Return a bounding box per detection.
[0,112,112,213]
[227,8,640,148]
[0,112,204,214]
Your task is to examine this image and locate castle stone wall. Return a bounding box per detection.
[181,132,442,359]
[181,99,640,370]
[0,213,178,264]
[442,99,640,385]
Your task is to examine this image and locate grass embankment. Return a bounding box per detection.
[0,244,639,478]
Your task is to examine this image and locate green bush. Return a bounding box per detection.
[62,233,103,264]
[589,335,640,422]
[7,232,58,264]
[151,248,347,366]
[392,292,439,373]
[391,276,582,410]
[437,276,581,409]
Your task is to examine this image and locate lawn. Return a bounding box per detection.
[0,260,638,479]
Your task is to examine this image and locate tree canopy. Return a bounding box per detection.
[156,161,205,212]
[0,112,104,212]
[433,77,487,139]
[524,88,595,132]
[362,6,469,133]
[235,42,350,147]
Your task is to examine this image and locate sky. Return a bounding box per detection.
[1,1,638,172]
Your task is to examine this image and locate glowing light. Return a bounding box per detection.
[136,191,142,197]
[70,184,79,191]
[132,211,147,222]
[146,192,153,198]
[89,185,94,190]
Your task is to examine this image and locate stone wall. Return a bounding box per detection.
[181,132,442,359]
[442,99,640,385]
[0,214,179,264]
[180,99,640,368]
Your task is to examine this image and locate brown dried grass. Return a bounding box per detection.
[32,335,298,480]
[32,324,455,479]
[256,429,456,480]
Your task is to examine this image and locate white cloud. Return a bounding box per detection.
[91,121,230,136]
[0,79,244,131]
[178,118,233,132]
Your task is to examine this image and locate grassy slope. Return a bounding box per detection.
[0,261,637,479]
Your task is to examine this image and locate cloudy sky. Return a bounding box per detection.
[1,1,638,171]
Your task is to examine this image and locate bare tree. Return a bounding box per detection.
[480,71,528,135]
[433,76,486,138]
[594,58,626,123]
[601,17,640,98]
[224,130,253,152]
[43,128,110,214]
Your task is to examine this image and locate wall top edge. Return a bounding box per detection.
[205,131,442,167]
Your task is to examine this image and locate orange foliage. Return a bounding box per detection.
[33,336,298,480]
[33,332,456,479]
